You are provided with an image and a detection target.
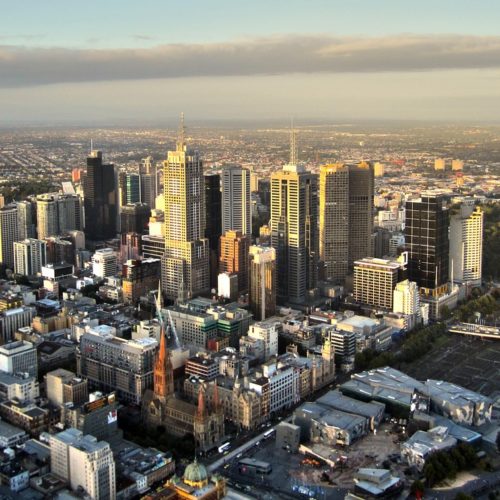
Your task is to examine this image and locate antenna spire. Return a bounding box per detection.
[176,112,186,151]
[90,138,93,153]
[290,119,297,165]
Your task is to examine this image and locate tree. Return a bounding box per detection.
[455,494,473,500]
[410,479,425,497]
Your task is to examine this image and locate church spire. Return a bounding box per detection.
[196,383,206,418]
[153,326,174,400]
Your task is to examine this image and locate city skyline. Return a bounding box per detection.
[1,1,500,122]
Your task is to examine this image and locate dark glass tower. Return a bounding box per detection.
[204,173,222,290]
[405,195,449,293]
[84,150,117,241]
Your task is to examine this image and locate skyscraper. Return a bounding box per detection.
[204,173,222,290]
[219,230,250,294]
[348,161,374,267]
[161,115,209,300]
[319,162,374,283]
[319,164,349,282]
[405,195,449,295]
[16,201,35,240]
[49,428,116,500]
[249,245,276,321]
[120,202,150,234]
[37,193,84,239]
[0,204,19,269]
[36,194,58,240]
[270,128,318,304]
[140,156,157,208]
[83,150,117,241]
[14,238,47,276]
[221,165,251,236]
[449,202,483,287]
[119,172,141,205]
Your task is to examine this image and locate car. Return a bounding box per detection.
[236,453,243,459]
[255,441,260,446]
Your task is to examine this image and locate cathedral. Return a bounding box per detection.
[142,328,225,452]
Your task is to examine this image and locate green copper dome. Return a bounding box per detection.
[184,460,208,484]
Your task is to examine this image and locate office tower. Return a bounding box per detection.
[49,428,116,500]
[44,236,74,265]
[248,245,276,321]
[122,258,161,304]
[0,307,34,344]
[45,368,88,407]
[161,115,209,300]
[393,279,420,315]
[353,257,401,310]
[449,203,483,287]
[0,195,4,209]
[348,161,374,266]
[36,193,83,240]
[77,327,157,404]
[219,230,250,294]
[120,202,150,234]
[434,158,446,171]
[270,128,318,304]
[120,232,142,262]
[373,162,385,177]
[405,195,449,295]
[0,204,19,269]
[204,173,222,290]
[451,159,464,171]
[57,194,84,234]
[83,150,117,241]
[319,162,374,283]
[91,248,117,278]
[221,165,251,236]
[0,340,37,377]
[17,201,35,239]
[249,166,260,192]
[218,272,238,300]
[13,238,47,276]
[319,164,349,282]
[248,322,278,359]
[119,172,141,205]
[142,234,164,260]
[36,194,58,239]
[140,156,157,208]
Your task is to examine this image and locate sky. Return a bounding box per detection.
[1,0,500,124]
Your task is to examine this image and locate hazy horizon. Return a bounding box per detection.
[2,0,500,124]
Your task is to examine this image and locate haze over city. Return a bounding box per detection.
[2,0,500,123]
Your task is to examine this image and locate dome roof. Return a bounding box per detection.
[184,460,208,484]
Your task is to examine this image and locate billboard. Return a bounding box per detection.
[107,409,118,424]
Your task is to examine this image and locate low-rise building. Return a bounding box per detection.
[401,426,457,471]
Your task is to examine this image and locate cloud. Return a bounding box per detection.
[1,34,500,87]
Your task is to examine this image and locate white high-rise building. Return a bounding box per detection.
[248,321,279,360]
[92,248,117,278]
[0,204,19,269]
[449,203,483,287]
[393,279,420,315]
[221,165,251,236]
[50,428,116,500]
[0,340,37,377]
[36,194,58,239]
[14,238,47,276]
[36,193,83,239]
